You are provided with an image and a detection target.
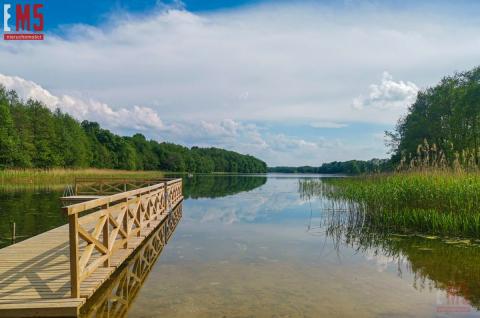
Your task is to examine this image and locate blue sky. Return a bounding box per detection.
[1,0,479,165]
[41,0,480,29]
[41,0,264,31]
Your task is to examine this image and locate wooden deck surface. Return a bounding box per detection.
[0,213,169,317]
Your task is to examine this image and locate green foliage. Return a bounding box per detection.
[277,66,480,175]
[0,90,18,168]
[54,110,91,167]
[269,159,391,175]
[388,66,480,168]
[301,171,480,237]
[0,86,267,173]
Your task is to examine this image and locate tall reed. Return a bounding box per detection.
[0,168,164,191]
[300,171,480,237]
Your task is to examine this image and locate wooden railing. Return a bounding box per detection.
[81,203,182,317]
[74,177,176,195]
[165,179,183,210]
[63,179,183,298]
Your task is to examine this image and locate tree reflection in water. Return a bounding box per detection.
[300,183,480,310]
[180,174,267,199]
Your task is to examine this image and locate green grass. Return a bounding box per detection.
[300,171,480,237]
[0,168,164,191]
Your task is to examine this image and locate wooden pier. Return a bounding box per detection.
[0,178,183,317]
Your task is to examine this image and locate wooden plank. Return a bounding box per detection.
[0,180,182,317]
[0,303,81,318]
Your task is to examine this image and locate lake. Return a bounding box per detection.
[0,174,479,317]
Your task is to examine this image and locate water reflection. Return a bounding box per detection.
[80,203,183,318]
[0,175,266,248]
[126,175,480,317]
[181,174,267,199]
[360,235,480,309]
[1,175,479,317]
[0,190,66,248]
[300,181,480,314]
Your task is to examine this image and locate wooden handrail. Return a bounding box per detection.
[63,178,183,298]
[73,177,179,195]
[81,203,183,317]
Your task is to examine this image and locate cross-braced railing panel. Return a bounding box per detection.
[166,179,183,209]
[74,177,177,195]
[64,179,182,298]
[81,203,183,318]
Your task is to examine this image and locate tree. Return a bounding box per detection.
[54,110,91,167]
[28,101,62,168]
[0,97,18,168]
[387,66,480,169]
[0,85,268,173]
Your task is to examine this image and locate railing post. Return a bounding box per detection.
[63,178,182,298]
[146,190,151,228]
[68,213,80,298]
[103,203,110,267]
[137,195,142,237]
[163,182,169,212]
[123,197,129,248]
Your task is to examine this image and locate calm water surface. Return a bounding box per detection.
[1,174,479,317]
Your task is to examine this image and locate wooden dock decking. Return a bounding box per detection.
[0,178,183,317]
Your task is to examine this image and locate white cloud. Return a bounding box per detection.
[0,4,479,126]
[311,122,348,129]
[0,74,58,107]
[352,72,419,111]
[0,74,166,132]
[1,72,389,165]
[268,134,321,152]
[0,72,342,165]
[1,2,478,164]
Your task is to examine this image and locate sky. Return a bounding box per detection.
[1,0,480,166]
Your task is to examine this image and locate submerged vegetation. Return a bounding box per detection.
[363,234,480,309]
[300,171,480,238]
[322,215,480,309]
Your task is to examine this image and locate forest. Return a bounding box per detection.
[273,66,480,174]
[2,66,479,175]
[0,87,267,173]
[387,66,480,169]
[268,159,390,175]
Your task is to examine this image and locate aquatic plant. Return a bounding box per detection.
[304,186,480,309]
[0,168,164,191]
[299,171,480,237]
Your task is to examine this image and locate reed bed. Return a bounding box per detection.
[300,171,480,237]
[0,168,164,191]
